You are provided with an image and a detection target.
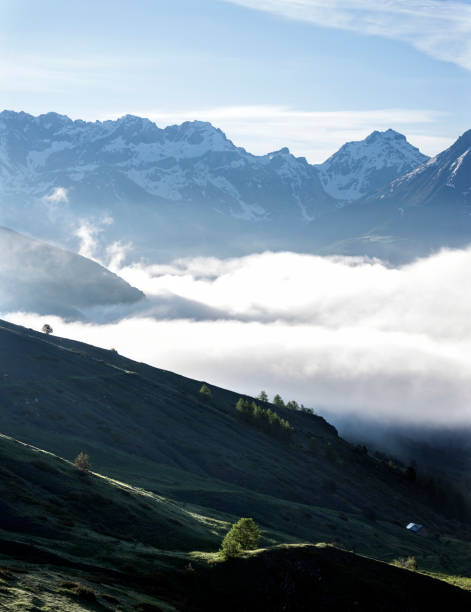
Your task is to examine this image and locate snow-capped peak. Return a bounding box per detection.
[385,128,471,199]
[317,129,428,201]
[365,128,406,144]
[161,120,235,154]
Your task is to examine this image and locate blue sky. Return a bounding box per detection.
[2,0,470,161]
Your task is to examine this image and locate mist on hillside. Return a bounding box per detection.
[3,246,471,431]
[0,227,143,317]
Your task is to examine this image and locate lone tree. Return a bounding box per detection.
[257,390,268,402]
[273,394,285,408]
[42,324,53,335]
[220,517,260,559]
[74,452,91,473]
[199,383,212,398]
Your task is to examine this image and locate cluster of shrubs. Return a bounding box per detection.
[257,391,317,416]
[392,556,417,571]
[235,398,294,440]
[58,581,97,602]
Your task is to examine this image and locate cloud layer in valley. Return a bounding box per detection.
[3,248,471,428]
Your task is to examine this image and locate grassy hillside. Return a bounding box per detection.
[0,431,470,611]
[0,319,470,609]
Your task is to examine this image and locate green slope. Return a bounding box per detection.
[0,319,471,609]
[0,432,470,611]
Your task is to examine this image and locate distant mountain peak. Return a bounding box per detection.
[36,111,70,122]
[265,146,292,159]
[365,128,406,143]
[452,128,471,151]
[179,119,215,130]
[385,127,471,200]
[317,129,428,201]
[115,114,155,126]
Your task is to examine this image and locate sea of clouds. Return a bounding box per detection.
[3,248,471,428]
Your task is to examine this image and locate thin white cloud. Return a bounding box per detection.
[75,221,100,261]
[43,187,69,203]
[74,216,113,261]
[0,55,163,94]
[4,248,471,427]
[102,106,446,162]
[105,241,133,273]
[224,0,471,72]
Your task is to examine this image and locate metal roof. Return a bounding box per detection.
[406,523,423,532]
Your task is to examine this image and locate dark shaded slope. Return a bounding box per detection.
[188,545,471,612]
[0,318,470,560]
[0,226,143,317]
[1,319,471,609]
[0,432,220,552]
[0,432,226,611]
[0,318,340,512]
[0,432,469,611]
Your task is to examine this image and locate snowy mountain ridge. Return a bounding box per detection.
[369,128,471,207]
[317,128,429,201]
[0,110,436,260]
[0,111,428,213]
[0,110,334,223]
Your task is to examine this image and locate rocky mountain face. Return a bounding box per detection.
[2,110,470,262]
[0,110,332,222]
[372,128,471,207]
[0,111,430,259]
[317,129,428,201]
[309,130,471,262]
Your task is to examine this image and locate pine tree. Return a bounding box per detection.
[220,518,260,559]
[273,394,285,408]
[199,383,212,398]
[236,398,251,420]
[257,390,268,402]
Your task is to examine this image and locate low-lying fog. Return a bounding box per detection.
[3,247,471,428]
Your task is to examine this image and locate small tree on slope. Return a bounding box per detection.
[74,452,91,473]
[273,394,285,408]
[199,383,212,398]
[257,390,268,402]
[220,518,260,559]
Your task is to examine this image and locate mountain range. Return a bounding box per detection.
[3,110,468,262]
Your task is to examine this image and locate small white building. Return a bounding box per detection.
[406,523,426,536]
